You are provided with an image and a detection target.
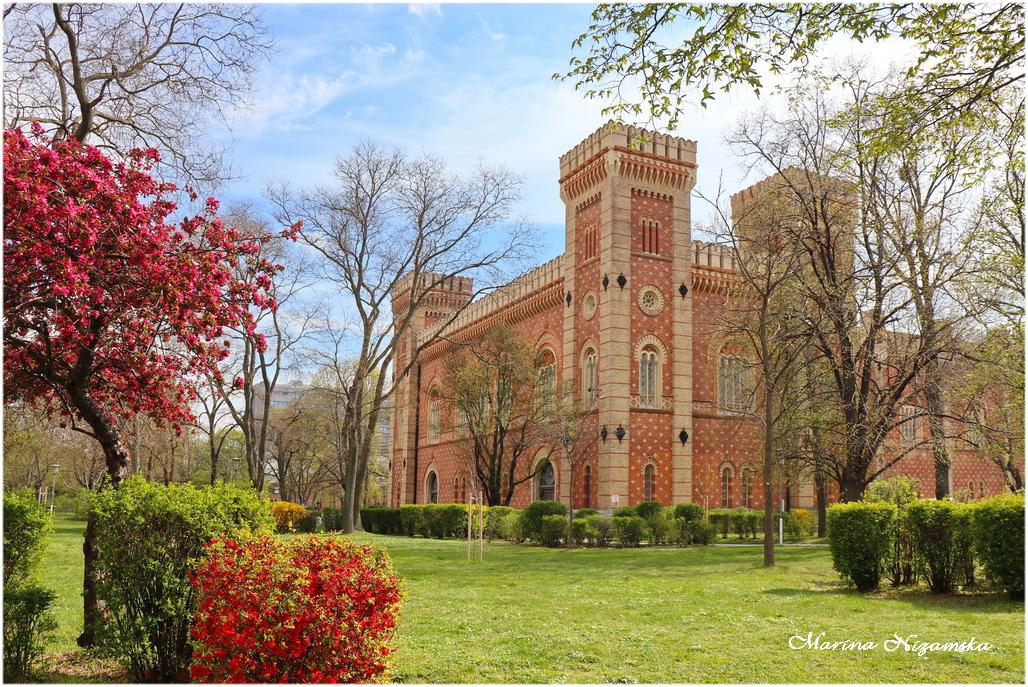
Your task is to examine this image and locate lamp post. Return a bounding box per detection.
[49,464,60,514]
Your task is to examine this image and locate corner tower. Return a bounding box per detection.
[558,123,698,508]
[388,273,473,506]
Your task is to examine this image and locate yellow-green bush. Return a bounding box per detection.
[270,501,309,533]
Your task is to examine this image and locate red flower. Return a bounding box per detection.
[189,535,402,683]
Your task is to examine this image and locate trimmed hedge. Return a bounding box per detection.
[905,499,972,594]
[827,502,896,593]
[612,506,638,518]
[635,500,663,519]
[360,508,404,535]
[674,502,704,524]
[972,493,1024,599]
[611,515,647,547]
[539,515,567,547]
[569,515,599,546]
[572,508,598,519]
[521,501,566,543]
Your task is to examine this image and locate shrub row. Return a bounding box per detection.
[3,492,57,681]
[359,501,720,548]
[827,494,1024,598]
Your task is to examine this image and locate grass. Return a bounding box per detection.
[39,515,1024,683]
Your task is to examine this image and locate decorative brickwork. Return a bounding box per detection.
[388,123,1018,512]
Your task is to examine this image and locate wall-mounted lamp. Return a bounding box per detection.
[615,424,626,443]
[616,273,627,290]
[679,283,689,299]
[566,290,573,307]
[602,274,610,291]
[679,429,689,446]
[600,425,608,443]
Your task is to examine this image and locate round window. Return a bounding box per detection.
[583,291,598,320]
[638,286,664,316]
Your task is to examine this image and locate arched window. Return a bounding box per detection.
[537,461,556,501]
[968,480,975,499]
[742,469,752,508]
[899,405,917,442]
[583,465,592,509]
[583,348,597,402]
[639,346,660,408]
[428,389,441,443]
[454,476,462,502]
[978,480,985,498]
[427,471,439,504]
[537,349,557,417]
[718,354,751,414]
[721,466,733,508]
[644,463,656,501]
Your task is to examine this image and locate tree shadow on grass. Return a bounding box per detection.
[762,585,1023,614]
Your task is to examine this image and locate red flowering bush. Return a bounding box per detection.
[189,536,402,683]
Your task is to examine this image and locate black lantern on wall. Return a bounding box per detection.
[679,283,689,299]
[602,274,610,291]
[678,429,689,446]
[600,425,608,443]
[615,424,626,443]
[616,273,627,290]
[566,290,573,307]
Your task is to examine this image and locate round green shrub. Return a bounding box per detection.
[3,492,51,588]
[905,499,973,594]
[572,508,598,519]
[539,515,567,547]
[91,477,274,681]
[635,500,662,519]
[486,506,514,540]
[674,502,704,524]
[691,521,717,546]
[521,501,566,543]
[612,506,638,518]
[569,515,600,545]
[972,493,1024,599]
[827,502,896,593]
[645,510,673,545]
[611,515,647,547]
[497,511,525,542]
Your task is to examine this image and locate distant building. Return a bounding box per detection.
[252,380,309,421]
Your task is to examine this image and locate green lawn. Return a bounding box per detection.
[41,515,1024,683]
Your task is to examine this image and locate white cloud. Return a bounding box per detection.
[408,4,442,19]
[478,16,506,42]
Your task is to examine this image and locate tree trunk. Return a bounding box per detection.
[814,468,828,538]
[923,363,950,499]
[762,429,775,567]
[71,389,130,648]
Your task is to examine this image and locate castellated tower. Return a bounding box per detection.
[558,122,698,508]
[388,273,473,506]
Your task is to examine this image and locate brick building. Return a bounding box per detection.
[388,123,1013,511]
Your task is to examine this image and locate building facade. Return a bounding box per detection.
[388,123,1013,511]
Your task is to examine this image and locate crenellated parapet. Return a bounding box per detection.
[415,256,565,351]
[559,121,697,201]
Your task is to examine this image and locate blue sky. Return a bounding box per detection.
[213,3,916,263]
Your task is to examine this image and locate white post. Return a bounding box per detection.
[467,493,473,561]
[478,491,484,562]
[779,498,785,545]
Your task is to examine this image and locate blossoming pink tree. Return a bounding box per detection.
[2,126,296,644]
